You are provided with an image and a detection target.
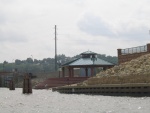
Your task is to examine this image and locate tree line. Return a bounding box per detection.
[0,54,118,73]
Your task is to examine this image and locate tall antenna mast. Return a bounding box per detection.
[55,25,57,71]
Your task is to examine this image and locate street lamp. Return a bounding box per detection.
[90,55,97,64]
[90,55,97,76]
[57,60,62,77]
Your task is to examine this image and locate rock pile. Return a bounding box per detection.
[79,53,150,86]
[97,53,150,76]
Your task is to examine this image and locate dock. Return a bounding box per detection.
[52,83,150,96]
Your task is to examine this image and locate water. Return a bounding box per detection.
[0,88,150,113]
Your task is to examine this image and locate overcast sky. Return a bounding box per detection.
[0,0,150,63]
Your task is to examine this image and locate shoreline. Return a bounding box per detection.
[52,83,150,97]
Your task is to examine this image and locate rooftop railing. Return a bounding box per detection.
[121,45,147,55]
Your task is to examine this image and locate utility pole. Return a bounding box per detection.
[55,25,57,71]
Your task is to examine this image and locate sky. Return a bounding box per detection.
[0,0,150,63]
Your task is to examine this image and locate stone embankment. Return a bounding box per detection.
[79,54,150,86]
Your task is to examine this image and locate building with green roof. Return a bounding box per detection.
[61,51,114,77]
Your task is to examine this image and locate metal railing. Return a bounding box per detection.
[121,45,147,55]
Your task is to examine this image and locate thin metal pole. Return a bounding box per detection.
[55,25,57,71]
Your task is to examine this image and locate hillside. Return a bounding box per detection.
[79,54,150,86]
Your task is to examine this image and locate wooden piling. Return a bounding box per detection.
[9,80,15,90]
[23,73,32,94]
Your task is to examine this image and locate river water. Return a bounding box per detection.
[0,88,150,113]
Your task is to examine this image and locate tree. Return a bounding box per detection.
[26,58,33,63]
[34,59,39,64]
[15,59,22,65]
[3,60,8,64]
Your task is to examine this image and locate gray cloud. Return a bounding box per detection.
[78,13,149,41]
[117,23,149,41]
[0,30,28,43]
[0,12,7,25]
[0,0,15,4]
[77,13,114,36]
[63,0,86,7]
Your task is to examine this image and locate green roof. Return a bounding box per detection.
[62,57,114,67]
[62,51,114,67]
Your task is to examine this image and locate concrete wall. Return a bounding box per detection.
[118,43,150,64]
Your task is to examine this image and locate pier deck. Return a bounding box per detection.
[52,83,150,96]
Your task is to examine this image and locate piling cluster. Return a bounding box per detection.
[8,73,32,94]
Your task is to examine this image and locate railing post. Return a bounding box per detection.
[23,73,32,94]
[117,49,122,64]
[147,43,150,53]
[117,49,121,56]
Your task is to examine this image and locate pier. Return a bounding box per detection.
[52,83,150,96]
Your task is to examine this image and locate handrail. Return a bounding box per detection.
[121,45,147,55]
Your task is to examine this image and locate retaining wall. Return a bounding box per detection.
[52,83,150,96]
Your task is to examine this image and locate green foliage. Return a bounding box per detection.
[26,58,33,63]
[0,64,3,71]
[15,59,22,65]
[3,60,8,64]
[97,54,118,64]
[0,54,118,72]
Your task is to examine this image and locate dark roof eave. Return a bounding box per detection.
[62,64,114,68]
